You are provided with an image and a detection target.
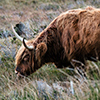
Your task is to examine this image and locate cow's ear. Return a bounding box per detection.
[35,42,47,63]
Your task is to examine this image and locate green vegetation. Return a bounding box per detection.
[1,54,100,100]
[1,0,100,100]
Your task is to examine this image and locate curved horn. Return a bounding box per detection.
[23,38,34,50]
[11,24,27,42]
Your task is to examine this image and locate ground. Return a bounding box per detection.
[1,0,100,100]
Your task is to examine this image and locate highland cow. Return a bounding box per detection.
[12,6,100,76]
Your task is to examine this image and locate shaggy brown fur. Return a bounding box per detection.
[15,6,100,76]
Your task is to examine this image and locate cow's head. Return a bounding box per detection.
[12,25,47,76]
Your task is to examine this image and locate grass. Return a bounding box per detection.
[1,0,100,100]
[1,51,100,100]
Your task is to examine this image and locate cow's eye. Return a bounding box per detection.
[23,54,29,61]
[23,57,29,61]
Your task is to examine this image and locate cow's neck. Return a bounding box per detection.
[33,25,68,68]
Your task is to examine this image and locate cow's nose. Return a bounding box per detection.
[15,70,18,74]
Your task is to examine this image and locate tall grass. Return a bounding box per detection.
[1,53,100,100]
[1,0,100,99]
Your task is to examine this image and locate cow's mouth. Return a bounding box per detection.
[15,70,27,78]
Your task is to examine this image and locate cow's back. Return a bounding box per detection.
[55,6,100,63]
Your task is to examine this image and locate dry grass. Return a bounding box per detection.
[1,0,100,100]
[1,55,100,100]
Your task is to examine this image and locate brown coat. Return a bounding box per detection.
[15,6,100,76]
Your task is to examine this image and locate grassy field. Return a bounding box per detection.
[1,0,100,100]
